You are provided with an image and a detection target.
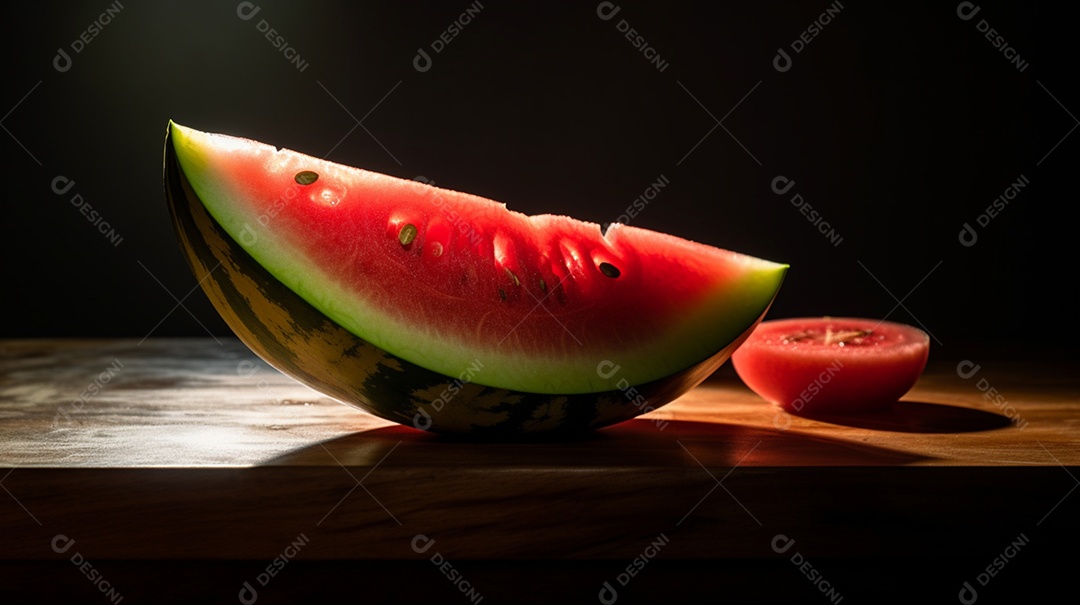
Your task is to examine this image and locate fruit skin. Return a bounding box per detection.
[731,317,930,414]
[163,123,784,436]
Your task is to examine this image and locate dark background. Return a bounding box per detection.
[2,1,1075,358]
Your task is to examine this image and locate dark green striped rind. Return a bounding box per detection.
[164,126,772,436]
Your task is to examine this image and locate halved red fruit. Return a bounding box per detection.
[731,317,930,413]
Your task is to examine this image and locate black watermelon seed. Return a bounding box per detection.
[505,267,520,286]
[295,170,319,185]
[399,224,418,246]
[599,262,620,278]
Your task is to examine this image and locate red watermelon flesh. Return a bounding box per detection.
[169,122,787,394]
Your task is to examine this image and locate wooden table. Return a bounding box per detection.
[2,339,1077,602]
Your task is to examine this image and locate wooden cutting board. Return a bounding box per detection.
[1,338,1077,563]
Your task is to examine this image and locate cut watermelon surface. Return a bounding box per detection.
[169,121,787,396]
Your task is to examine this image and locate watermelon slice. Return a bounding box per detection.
[164,121,787,434]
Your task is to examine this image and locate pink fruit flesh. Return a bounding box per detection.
[731,317,930,413]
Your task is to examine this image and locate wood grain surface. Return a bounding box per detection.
[1,339,1077,564]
